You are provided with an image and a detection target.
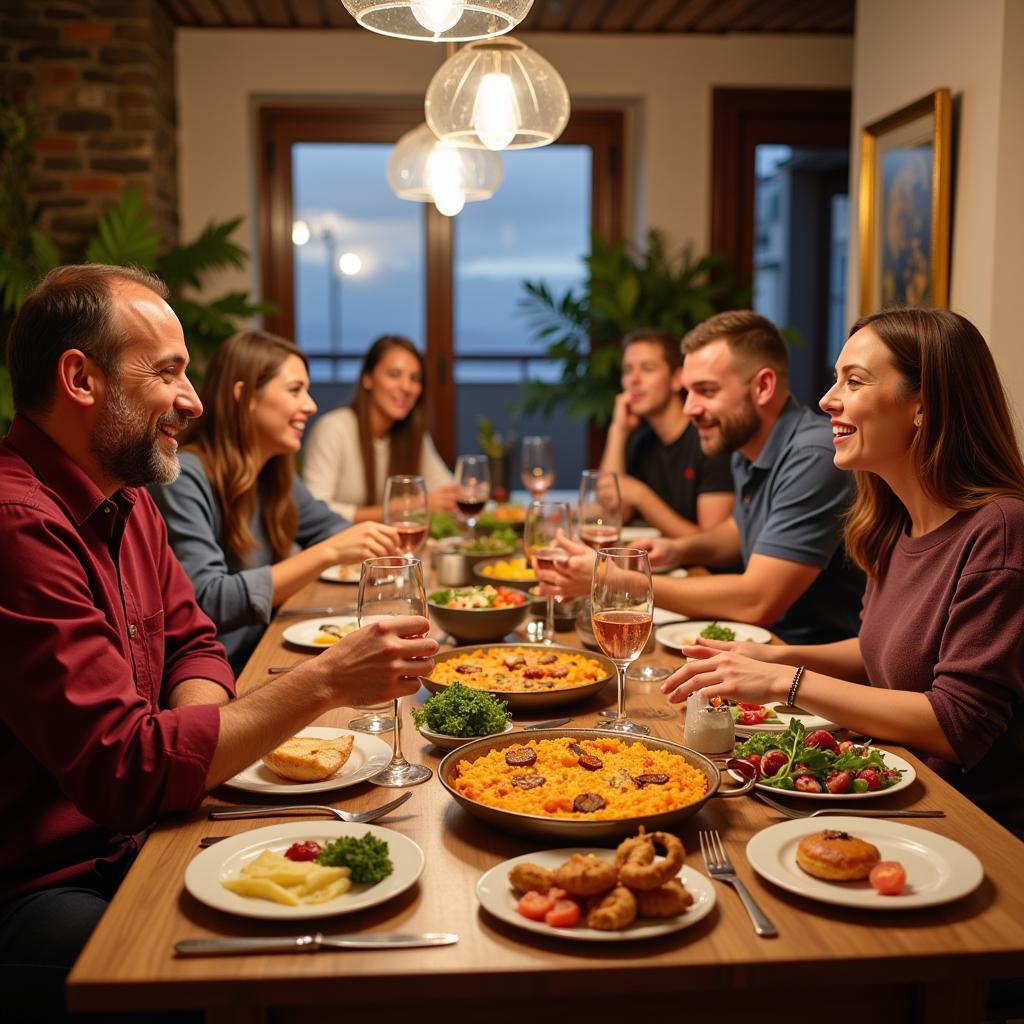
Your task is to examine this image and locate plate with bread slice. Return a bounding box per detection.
[224,727,392,795]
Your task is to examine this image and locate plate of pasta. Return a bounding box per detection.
[184,822,424,920]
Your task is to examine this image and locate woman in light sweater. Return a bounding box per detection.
[303,335,458,522]
[663,308,1024,838]
[152,330,398,674]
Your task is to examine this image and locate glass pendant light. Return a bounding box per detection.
[424,36,570,150]
[341,1,533,42]
[387,123,503,217]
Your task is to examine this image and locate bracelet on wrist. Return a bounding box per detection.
[784,665,806,707]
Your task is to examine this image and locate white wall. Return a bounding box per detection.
[176,28,852,299]
[849,0,1024,417]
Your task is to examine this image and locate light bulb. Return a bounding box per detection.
[411,0,462,34]
[471,71,519,150]
[291,220,310,246]
[338,252,362,276]
[425,143,466,217]
[432,184,466,217]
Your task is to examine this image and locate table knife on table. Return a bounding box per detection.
[175,932,458,956]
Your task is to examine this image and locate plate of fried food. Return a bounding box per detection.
[282,615,359,650]
[745,816,983,910]
[423,644,615,710]
[476,829,715,941]
[185,821,424,920]
[223,727,392,795]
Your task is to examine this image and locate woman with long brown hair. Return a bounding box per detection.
[302,335,458,522]
[663,308,1024,836]
[152,330,398,673]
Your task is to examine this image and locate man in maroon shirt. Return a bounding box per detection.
[0,265,436,1015]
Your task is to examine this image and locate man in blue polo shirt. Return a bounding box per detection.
[541,310,863,644]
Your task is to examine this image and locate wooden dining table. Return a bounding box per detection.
[67,568,1024,1024]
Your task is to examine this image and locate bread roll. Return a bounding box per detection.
[796,829,880,881]
[262,735,354,782]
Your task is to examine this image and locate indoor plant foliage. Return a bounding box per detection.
[518,229,750,426]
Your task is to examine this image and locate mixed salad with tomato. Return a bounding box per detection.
[729,701,779,727]
[733,720,902,795]
[429,584,528,610]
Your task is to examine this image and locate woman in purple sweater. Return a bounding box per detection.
[663,308,1024,837]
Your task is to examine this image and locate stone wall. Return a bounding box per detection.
[0,0,178,258]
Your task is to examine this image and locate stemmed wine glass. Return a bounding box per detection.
[524,500,573,644]
[383,474,428,557]
[577,469,622,550]
[591,548,654,735]
[520,436,555,500]
[454,454,490,538]
[357,556,432,787]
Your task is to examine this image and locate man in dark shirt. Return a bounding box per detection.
[599,328,733,535]
[0,265,436,1013]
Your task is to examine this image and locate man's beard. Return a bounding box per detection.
[699,393,760,456]
[91,381,188,487]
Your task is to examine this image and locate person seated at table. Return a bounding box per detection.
[302,334,459,522]
[663,308,1024,839]
[599,327,733,536]
[0,266,436,1012]
[540,310,864,645]
[152,330,399,675]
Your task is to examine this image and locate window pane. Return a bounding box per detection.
[452,146,591,479]
[292,143,425,382]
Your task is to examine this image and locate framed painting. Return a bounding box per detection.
[858,88,952,314]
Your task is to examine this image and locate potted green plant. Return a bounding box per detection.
[518,229,751,426]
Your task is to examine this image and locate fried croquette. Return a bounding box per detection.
[553,853,619,897]
[585,885,638,931]
[508,861,556,894]
[634,878,694,918]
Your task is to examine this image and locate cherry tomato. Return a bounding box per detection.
[761,750,788,777]
[284,840,322,862]
[794,775,823,793]
[825,770,852,794]
[544,898,582,928]
[739,709,768,725]
[805,730,840,753]
[857,767,882,791]
[869,861,907,895]
[516,890,556,921]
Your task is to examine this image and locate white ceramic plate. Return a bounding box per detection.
[418,721,515,750]
[319,564,361,584]
[746,816,983,909]
[656,620,772,651]
[223,727,392,795]
[477,848,715,942]
[732,749,916,801]
[282,615,359,651]
[619,526,660,541]
[185,821,424,920]
[733,703,840,737]
[652,606,683,626]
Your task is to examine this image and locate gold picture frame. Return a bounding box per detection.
[858,88,952,315]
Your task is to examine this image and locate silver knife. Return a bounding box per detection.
[175,932,458,956]
[523,717,572,731]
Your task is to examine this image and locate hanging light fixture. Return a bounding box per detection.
[341,1,533,42]
[424,36,570,151]
[387,122,503,217]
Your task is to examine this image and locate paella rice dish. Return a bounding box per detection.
[429,646,606,693]
[452,736,709,820]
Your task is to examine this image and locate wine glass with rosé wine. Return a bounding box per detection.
[520,436,555,500]
[383,475,428,557]
[454,454,491,539]
[524,500,573,645]
[357,556,432,787]
[591,548,654,736]
[577,469,622,550]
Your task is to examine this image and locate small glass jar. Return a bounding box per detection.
[683,694,735,754]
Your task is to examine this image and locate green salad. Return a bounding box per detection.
[411,682,511,738]
[429,512,460,540]
[462,527,518,554]
[700,622,736,641]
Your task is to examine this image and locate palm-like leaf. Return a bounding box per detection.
[157,218,247,292]
[85,188,160,269]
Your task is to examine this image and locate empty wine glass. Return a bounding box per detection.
[524,500,572,645]
[454,454,491,538]
[357,556,432,787]
[520,436,555,500]
[591,548,654,735]
[577,469,622,550]
[383,474,428,557]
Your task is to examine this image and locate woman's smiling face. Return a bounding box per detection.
[819,326,922,475]
[363,346,423,427]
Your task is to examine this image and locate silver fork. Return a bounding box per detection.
[699,829,778,937]
[208,791,412,824]
[755,790,945,820]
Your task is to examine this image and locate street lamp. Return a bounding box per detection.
[292,221,362,352]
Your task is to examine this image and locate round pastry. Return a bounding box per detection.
[796,829,881,881]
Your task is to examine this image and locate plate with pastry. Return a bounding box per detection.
[319,564,361,584]
[476,842,716,942]
[745,816,983,909]
[223,727,392,795]
[282,615,359,650]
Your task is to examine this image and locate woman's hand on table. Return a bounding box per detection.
[319,615,438,707]
[319,521,400,567]
[660,642,792,706]
[428,484,460,514]
[534,531,594,600]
